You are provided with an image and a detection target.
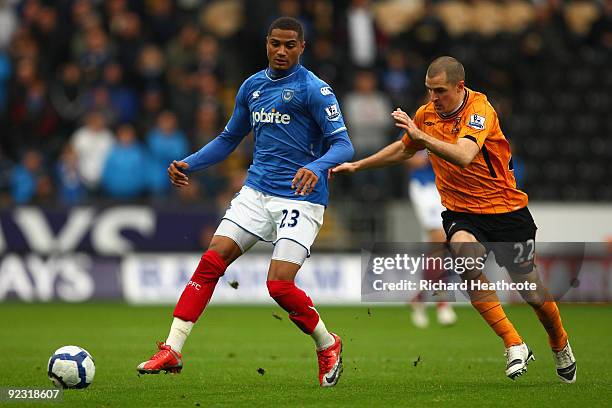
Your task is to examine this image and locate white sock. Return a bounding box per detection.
[311,319,335,350]
[165,318,193,353]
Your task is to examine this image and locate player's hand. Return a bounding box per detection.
[331,162,358,175]
[167,160,190,187]
[291,168,318,196]
[391,108,421,141]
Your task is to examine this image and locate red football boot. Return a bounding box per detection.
[137,342,183,374]
[317,333,343,387]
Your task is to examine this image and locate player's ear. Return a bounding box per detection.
[457,80,465,91]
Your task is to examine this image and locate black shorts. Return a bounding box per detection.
[441,207,537,272]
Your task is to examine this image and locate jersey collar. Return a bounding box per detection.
[265,64,301,81]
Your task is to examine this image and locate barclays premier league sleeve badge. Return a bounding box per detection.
[325,104,341,121]
[467,114,486,131]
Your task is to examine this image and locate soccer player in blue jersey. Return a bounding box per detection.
[137,17,354,387]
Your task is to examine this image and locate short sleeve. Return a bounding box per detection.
[458,99,496,149]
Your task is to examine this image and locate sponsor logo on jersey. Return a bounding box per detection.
[252,90,261,99]
[252,108,291,124]
[467,114,486,130]
[320,86,333,96]
[424,121,435,126]
[282,89,294,102]
[325,104,341,121]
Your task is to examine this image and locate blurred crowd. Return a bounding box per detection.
[0,0,610,209]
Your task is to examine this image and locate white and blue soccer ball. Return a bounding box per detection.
[47,346,95,389]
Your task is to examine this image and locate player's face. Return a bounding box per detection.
[266,29,305,71]
[425,73,465,115]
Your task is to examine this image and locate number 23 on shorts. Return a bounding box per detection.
[280,209,300,228]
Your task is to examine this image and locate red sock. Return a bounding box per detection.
[267,280,320,334]
[173,250,227,323]
[411,292,424,302]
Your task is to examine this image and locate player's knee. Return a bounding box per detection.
[208,236,244,265]
[449,233,483,259]
[193,249,228,280]
[506,260,534,275]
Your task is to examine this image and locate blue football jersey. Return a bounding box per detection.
[221,64,352,206]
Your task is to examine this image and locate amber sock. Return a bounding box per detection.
[532,301,568,352]
[468,274,523,348]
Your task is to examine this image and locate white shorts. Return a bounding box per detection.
[216,186,324,255]
[409,180,445,232]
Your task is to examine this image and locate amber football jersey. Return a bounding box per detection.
[402,88,528,214]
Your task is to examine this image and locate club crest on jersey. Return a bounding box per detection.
[467,114,486,130]
[252,90,261,100]
[451,116,461,133]
[325,104,341,121]
[282,89,294,102]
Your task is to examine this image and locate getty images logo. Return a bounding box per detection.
[252,108,291,125]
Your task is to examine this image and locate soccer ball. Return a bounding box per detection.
[47,346,95,389]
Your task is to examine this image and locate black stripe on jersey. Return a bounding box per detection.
[463,135,478,145]
[481,144,497,178]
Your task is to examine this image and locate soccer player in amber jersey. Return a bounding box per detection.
[333,56,576,382]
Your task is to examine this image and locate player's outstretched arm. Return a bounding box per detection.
[392,108,479,168]
[173,80,252,180]
[331,140,415,175]
[167,160,190,187]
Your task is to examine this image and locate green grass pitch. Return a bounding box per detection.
[1,303,610,407]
